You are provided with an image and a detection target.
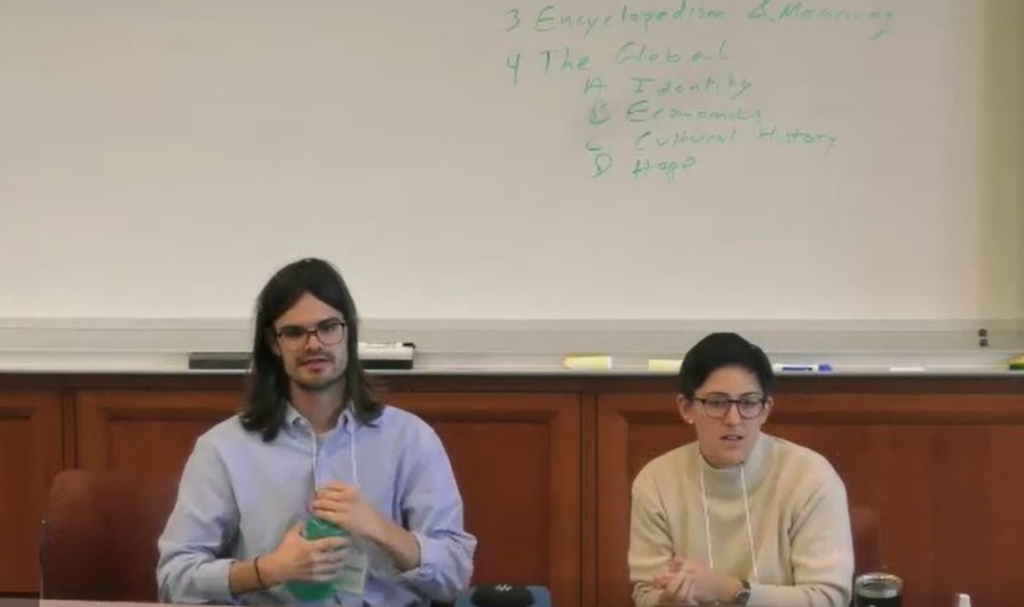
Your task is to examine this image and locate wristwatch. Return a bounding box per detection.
[733,579,751,605]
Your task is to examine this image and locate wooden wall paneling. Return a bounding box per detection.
[595,389,1024,607]
[580,390,598,607]
[389,391,583,607]
[1,372,1023,605]
[60,390,76,469]
[75,390,240,474]
[0,390,64,593]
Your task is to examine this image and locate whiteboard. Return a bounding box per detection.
[0,0,1021,323]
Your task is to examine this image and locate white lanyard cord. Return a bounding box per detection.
[699,460,760,582]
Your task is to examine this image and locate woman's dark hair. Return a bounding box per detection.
[241,257,382,441]
[678,332,774,399]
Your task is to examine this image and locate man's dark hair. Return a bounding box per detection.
[241,257,382,441]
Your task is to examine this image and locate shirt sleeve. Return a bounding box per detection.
[156,434,241,604]
[394,420,477,602]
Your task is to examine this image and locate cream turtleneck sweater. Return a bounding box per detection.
[629,433,853,607]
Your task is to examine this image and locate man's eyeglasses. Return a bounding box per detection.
[692,394,767,419]
[274,318,346,350]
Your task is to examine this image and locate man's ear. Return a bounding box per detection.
[676,394,695,425]
[266,329,281,357]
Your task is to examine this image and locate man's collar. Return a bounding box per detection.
[284,400,354,434]
[284,401,304,429]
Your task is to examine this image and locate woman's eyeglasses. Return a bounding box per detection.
[692,394,767,419]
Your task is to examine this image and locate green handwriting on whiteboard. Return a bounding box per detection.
[632,155,698,182]
[757,124,837,153]
[540,48,592,72]
[589,99,612,126]
[747,0,895,39]
[507,2,728,37]
[586,142,614,178]
[625,100,763,125]
[630,73,752,100]
[634,128,740,150]
[500,1,857,183]
[614,39,730,65]
[504,1,895,40]
[506,53,521,85]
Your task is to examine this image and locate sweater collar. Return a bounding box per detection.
[697,432,773,497]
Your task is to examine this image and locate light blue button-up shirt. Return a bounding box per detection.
[157,403,476,606]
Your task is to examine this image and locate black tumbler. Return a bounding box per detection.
[854,573,903,607]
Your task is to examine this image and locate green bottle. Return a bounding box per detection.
[284,517,348,602]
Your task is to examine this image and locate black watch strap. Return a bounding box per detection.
[734,579,752,605]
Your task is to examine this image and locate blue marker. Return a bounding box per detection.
[772,363,833,372]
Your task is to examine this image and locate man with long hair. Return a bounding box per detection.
[157,258,476,606]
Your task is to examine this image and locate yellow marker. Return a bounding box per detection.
[563,355,613,370]
[1008,354,1024,371]
[647,359,682,372]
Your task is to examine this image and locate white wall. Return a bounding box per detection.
[0,0,1021,326]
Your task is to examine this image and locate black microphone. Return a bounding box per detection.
[467,584,536,607]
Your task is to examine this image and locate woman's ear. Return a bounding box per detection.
[761,395,774,422]
[676,394,695,424]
